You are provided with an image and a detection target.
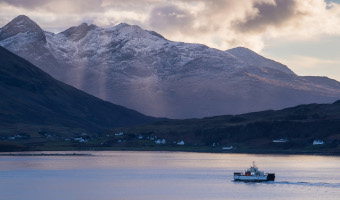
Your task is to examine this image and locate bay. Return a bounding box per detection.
[0,151,340,200]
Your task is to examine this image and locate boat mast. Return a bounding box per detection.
[252,161,256,168]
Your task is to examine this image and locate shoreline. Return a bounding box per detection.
[0,153,93,156]
[1,147,340,156]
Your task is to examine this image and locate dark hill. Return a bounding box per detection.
[0,46,156,135]
[111,101,340,153]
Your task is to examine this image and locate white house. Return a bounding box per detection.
[155,139,166,144]
[313,140,324,145]
[272,138,288,143]
[115,132,124,136]
[177,141,185,145]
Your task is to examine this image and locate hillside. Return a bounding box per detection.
[1,15,340,118]
[106,100,340,154]
[0,46,156,141]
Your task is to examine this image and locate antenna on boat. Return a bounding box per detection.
[252,161,256,167]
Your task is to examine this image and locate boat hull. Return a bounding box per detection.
[234,173,275,182]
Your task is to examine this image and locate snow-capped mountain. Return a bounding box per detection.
[1,15,340,118]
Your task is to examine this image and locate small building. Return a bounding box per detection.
[155,139,166,144]
[272,138,288,143]
[177,141,185,145]
[138,135,143,139]
[222,146,233,150]
[313,140,324,145]
[74,137,83,141]
[15,133,30,139]
[115,132,124,136]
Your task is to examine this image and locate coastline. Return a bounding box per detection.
[1,146,340,156]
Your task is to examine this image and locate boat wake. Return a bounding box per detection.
[261,181,340,188]
[274,181,340,188]
[233,180,340,188]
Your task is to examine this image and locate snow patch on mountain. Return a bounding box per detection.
[227,47,294,74]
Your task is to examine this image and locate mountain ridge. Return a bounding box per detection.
[1,15,340,118]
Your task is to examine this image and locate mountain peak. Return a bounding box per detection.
[3,15,41,30]
[60,22,97,40]
[0,15,45,41]
[227,46,295,74]
[12,15,30,21]
[333,99,340,105]
[113,23,144,33]
[77,22,97,29]
[229,46,252,52]
[115,23,131,28]
[111,23,167,41]
[227,46,263,58]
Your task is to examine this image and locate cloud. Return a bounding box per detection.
[0,0,105,13]
[1,0,49,9]
[274,55,340,80]
[288,55,340,68]
[149,4,194,34]
[233,0,298,33]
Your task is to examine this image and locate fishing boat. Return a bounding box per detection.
[233,162,275,182]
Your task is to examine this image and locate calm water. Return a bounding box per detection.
[0,151,340,200]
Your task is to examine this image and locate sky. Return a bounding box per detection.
[0,0,339,81]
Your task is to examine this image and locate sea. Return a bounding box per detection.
[0,151,339,200]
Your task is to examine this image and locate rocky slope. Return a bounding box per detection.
[1,15,340,118]
[0,46,156,135]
